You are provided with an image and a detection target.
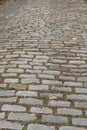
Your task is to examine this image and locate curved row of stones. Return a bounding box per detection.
[0,0,87,130]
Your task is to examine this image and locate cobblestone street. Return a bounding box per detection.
[0,0,87,129]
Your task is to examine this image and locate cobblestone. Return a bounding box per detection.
[41,115,68,124]
[0,0,87,129]
[57,108,82,116]
[72,118,87,126]
[27,124,55,130]
[1,104,26,112]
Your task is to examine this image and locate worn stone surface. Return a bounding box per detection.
[0,0,87,129]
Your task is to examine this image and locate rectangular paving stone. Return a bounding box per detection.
[59,126,87,130]
[0,90,15,96]
[29,85,48,91]
[19,65,32,69]
[0,112,5,119]
[10,61,27,64]
[57,108,82,116]
[8,112,37,121]
[21,78,40,84]
[0,97,17,103]
[75,102,87,108]
[64,82,82,87]
[7,68,24,73]
[72,118,87,126]
[19,98,42,105]
[27,124,55,130]
[2,73,17,77]
[0,84,7,88]
[51,86,72,92]
[0,120,23,130]
[1,104,26,112]
[38,74,54,79]
[42,80,62,85]
[5,78,19,83]
[69,60,86,64]
[40,93,63,98]
[19,74,36,78]
[77,77,87,82]
[16,91,37,97]
[30,107,52,114]
[67,94,87,100]
[59,76,75,81]
[43,70,60,75]
[41,115,67,124]
[26,69,41,74]
[75,88,87,94]
[48,101,70,107]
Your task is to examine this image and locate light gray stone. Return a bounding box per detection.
[0,112,5,119]
[64,82,82,87]
[42,115,67,124]
[27,124,55,130]
[19,98,42,105]
[59,126,87,130]
[0,90,15,96]
[5,78,19,83]
[30,107,52,114]
[72,118,87,126]
[0,120,23,130]
[1,104,26,112]
[48,101,70,107]
[8,112,37,121]
[57,108,82,116]
[29,85,48,91]
[0,97,17,103]
[67,94,87,100]
[16,91,37,97]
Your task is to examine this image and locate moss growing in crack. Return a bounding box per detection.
[22,126,27,130]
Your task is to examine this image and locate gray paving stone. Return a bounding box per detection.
[26,69,41,74]
[1,104,26,112]
[64,82,82,87]
[27,124,55,130]
[5,78,19,83]
[21,78,40,84]
[57,108,82,116]
[0,97,17,103]
[59,126,87,130]
[59,76,75,81]
[38,74,54,79]
[11,61,27,64]
[0,120,23,130]
[75,88,87,93]
[8,112,37,121]
[0,112,5,119]
[29,85,48,91]
[19,98,42,105]
[75,102,87,108]
[48,101,70,107]
[0,90,15,96]
[51,86,72,92]
[41,115,67,124]
[19,74,36,78]
[40,93,63,98]
[7,68,24,73]
[30,107,52,114]
[42,80,62,85]
[77,77,87,82]
[0,84,7,88]
[16,91,37,97]
[72,118,87,126]
[67,94,87,100]
[69,60,86,64]
[43,70,60,75]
